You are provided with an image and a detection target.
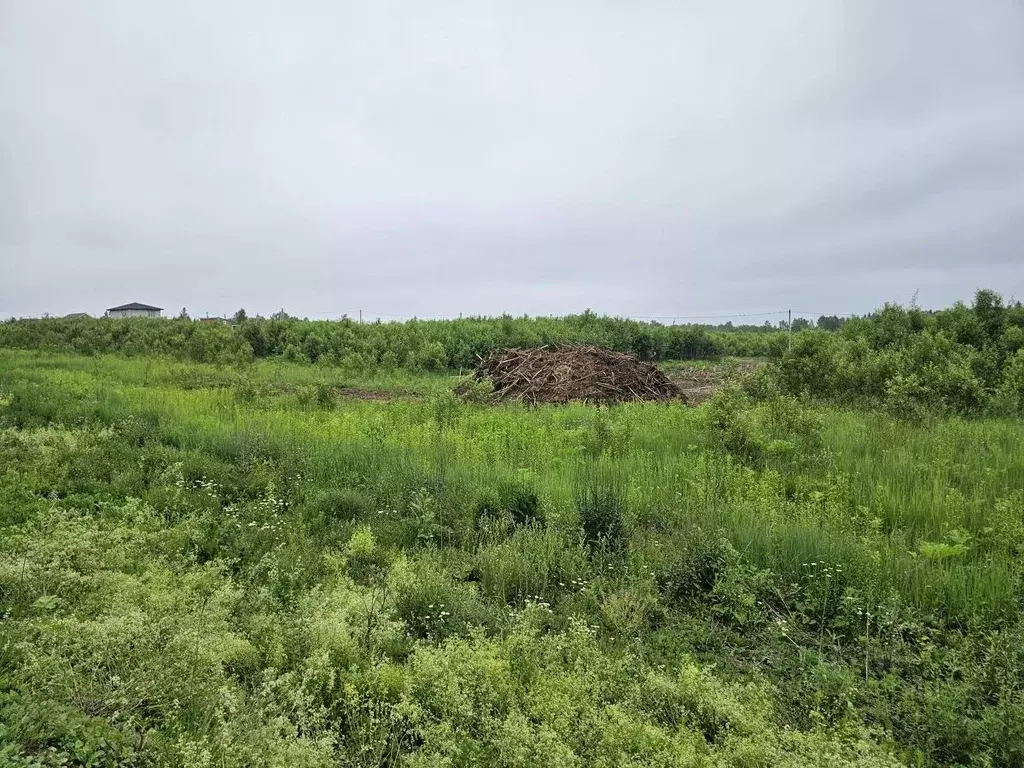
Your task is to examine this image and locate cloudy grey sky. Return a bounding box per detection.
[2,1,1023,321]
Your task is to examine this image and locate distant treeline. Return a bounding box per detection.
[0,311,793,369]
[767,290,1024,417]
[4,294,1022,415]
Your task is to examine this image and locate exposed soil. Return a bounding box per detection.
[334,386,402,402]
[666,359,761,405]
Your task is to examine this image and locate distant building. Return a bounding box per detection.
[106,302,163,319]
[63,312,91,320]
[198,316,229,324]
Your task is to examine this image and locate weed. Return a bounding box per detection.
[0,347,1022,766]
[575,476,627,555]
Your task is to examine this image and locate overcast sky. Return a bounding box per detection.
[2,1,1023,321]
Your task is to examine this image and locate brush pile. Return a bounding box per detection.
[463,346,683,405]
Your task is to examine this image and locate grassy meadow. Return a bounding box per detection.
[1,348,1022,766]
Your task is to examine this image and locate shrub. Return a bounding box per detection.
[704,387,822,468]
[406,488,459,548]
[296,383,336,410]
[346,527,391,586]
[764,290,1024,416]
[458,376,494,405]
[475,481,542,530]
[302,488,369,542]
[883,372,930,422]
[575,478,626,555]
[430,390,461,430]
[599,585,659,636]
[0,314,777,370]
[314,382,336,409]
[472,527,588,604]
[389,557,490,640]
[656,531,735,608]
[304,488,369,524]
[704,387,763,465]
[992,348,1024,415]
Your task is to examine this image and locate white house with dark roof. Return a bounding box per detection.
[105,302,163,318]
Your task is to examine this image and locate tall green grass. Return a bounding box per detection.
[2,349,1020,621]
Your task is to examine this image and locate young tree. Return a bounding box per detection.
[232,308,248,325]
[817,315,845,332]
[973,289,1006,346]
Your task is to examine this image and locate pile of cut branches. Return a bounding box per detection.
[460,346,683,405]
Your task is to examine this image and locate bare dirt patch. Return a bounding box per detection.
[667,359,761,405]
[334,386,403,402]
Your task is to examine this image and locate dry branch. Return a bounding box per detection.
[460,346,684,405]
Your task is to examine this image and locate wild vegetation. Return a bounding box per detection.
[0,312,788,369]
[1,292,1022,767]
[769,290,1024,417]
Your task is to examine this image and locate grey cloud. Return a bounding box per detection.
[2,0,1023,320]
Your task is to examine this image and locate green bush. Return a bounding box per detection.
[458,376,494,405]
[705,387,822,468]
[345,526,390,586]
[396,618,901,767]
[389,557,490,640]
[475,481,542,530]
[0,312,784,370]
[302,488,369,527]
[765,290,1024,416]
[656,530,735,608]
[473,526,588,605]
[575,478,626,555]
[314,382,336,409]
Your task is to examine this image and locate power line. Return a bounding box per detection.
[300,309,793,322]
[791,311,861,318]
[626,311,786,319]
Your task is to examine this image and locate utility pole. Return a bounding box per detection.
[788,309,792,350]
[359,309,362,324]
